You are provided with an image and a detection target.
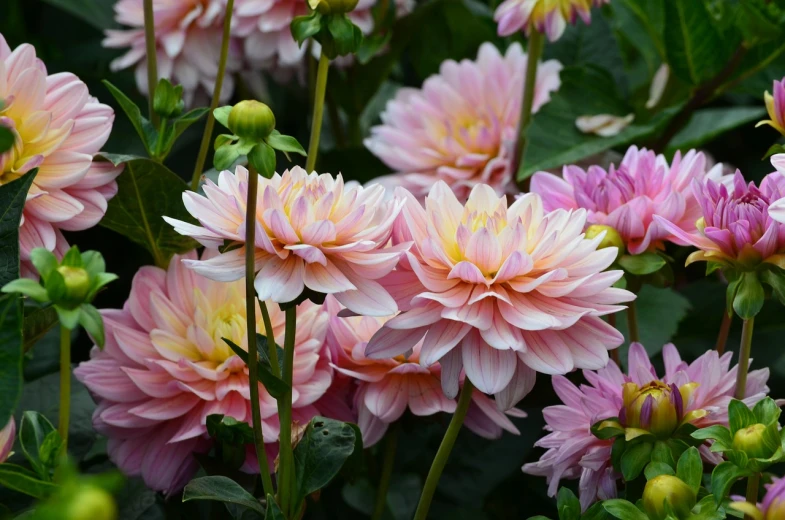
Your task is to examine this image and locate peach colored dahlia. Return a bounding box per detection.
[0,34,121,278]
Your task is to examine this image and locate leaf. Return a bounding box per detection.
[214,106,233,128]
[40,0,116,29]
[22,305,58,352]
[556,487,581,520]
[710,461,747,502]
[602,499,648,520]
[248,143,277,180]
[264,496,285,520]
[752,397,781,425]
[100,158,198,265]
[734,0,785,46]
[172,108,210,144]
[182,476,265,517]
[266,131,307,157]
[0,295,23,430]
[0,126,13,154]
[676,447,702,492]
[1,279,48,302]
[0,170,37,287]
[728,399,757,434]
[102,81,156,156]
[0,463,58,499]
[618,253,667,275]
[691,425,733,448]
[19,411,60,480]
[620,441,653,481]
[78,304,105,348]
[291,11,323,46]
[293,417,359,506]
[221,338,289,399]
[666,107,767,153]
[644,461,675,480]
[662,0,729,84]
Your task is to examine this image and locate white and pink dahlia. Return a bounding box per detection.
[74,250,344,494]
[365,43,562,200]
[326,306,526,447]
[165,165,404,316]
[0,34,121,278]
[365,182,634,409]
[494,0,609,41]
[523,343,770,510]
[530,147,724,256]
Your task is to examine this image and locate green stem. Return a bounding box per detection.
[245,165,275,498]
[413,381,474,520]
[627,299,640,343]
[715,308,732,355]
[371,425,399,520]
[326,91,346,149]
[744,472,760,520]
[190,0,236,191]
[142,0,159,128]
[58,325,71,452]
[305,52,330,172]
[734,317,755,400]
[511,30,545,186]
[278,307,297,517]
[258,299,280,378]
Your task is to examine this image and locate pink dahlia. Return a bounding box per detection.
[757,77,785,136]
[523,343,770,510]
[1,34,121,279]
[494,0,610,41]
[732,478,785,520]
[364,42,562,200]
[655,171,785,268]
[74,250,342,493]
[326,305,526,447]
[165,165,404,316]
[0,418,14,463]
[531,147,724,255]
[104,0,242,105]
[365,182,633,409]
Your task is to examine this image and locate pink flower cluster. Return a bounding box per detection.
[494,0,610,41]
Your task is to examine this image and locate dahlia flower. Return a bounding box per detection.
[326,306,526,446]
[74,250,343,493]
[523,343,770,510]
[364,43,562,200]
[165,166,403,316]
[766,155,785,224]
[757,77,785,136]
[530,147,724,255]
[104,0,242,105]
[365,182,633,409]
[0,418,14,463]
[732,478,785,520]
[494,0,610,41]
[0,34,121,278]
[654,171,785,269]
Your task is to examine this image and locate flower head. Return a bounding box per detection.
[522,343,770,510]
[365,43,562,200]
[166,166,403,316]
[643,474,697,520]
[74,250,343,493]
[0,418,14,463]
[531,147,724,255]
[494,0,609,41]
[0,34,121,278]
[365,182,633,409]
[757,78,785,136]
[732,478,785,520]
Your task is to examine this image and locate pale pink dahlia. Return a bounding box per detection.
[757,77,785,136]
[365,42,562,201]
[0,34,121,278]
[104,0,242,105]
[365,182,633,409]
[326,306,526,447]
[165,166,404,316]
[0,418,14,463]
[74,250,342,494]
[655,171,785,268]
[531,147,724,255]
[494,0,610,41]
[523,343,770,510]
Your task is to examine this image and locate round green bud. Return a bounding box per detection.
[585,225,625,256]
[308,0,359,14]
[65,486,118,520]
[227,100,276,142]
[732,423,773,459]
[57,266,90,303]
[643,475,696,520]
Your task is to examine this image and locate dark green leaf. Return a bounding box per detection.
[1,279,48,302]
[650,441,677,468]
[206,414,255,445]
[22,305,58,352]
[618,253,667,276]
[221,337,289,399]
[732,272,764,320]
[644,461,675,480]
[666,107,767,154]
[0,170,37,287]
[0,126,13,154]
[248,143,277,180]
[691,425,732,447]
[182,476,264,517]
[264,496,285,520]
[760,268,785,306]
[96,153,145,167]
[0,463,58,499]
[19,411,60,479]
[222,337,249,364]
[0,295,23,429]
[102,81,156,156]
[556,487,580,520]
[728,399,757,434]
[676,447,702,492]
[752,397,781,425]
[602,499,648,520]
[78,304,105,348]
[326,15,364,57]
[40,0,115,29]
[763,143,785,159]
[266,131,307,157]
[291,11,323,46]
[663,0,729,84]
[710,461,747,502]
[620,441,653,481]
[734,0,785,46]
[171,108,210,144]
[153,78,184,119]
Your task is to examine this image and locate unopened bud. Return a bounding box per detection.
[228,100,275,142]
[308,0,359,14]
[57,266,90,303]
[585,224,625,256]
[733,423,774,459]
[643,475,696,520]
[153,79,184,118]
[65,486,118,520]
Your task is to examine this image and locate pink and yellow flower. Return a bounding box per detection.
[0,34,121,278]
[364,43,562,201]
[0,418,14,463]
[757,78,785,136]
[531,147,724,255]
[365,182,633,408]
[74,250,344,494]
[165,165,404,316]
[523,343,770,510]
[494,0,609,41]
[732,478,785,520]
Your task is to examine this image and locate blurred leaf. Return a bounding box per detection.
[264,496,284,520]
[610,0,665,82]
[40,0,116,30]
[667,106,767,153]
[22,306,58,353]
[618,253,666,275]
[556,487,581,520]
[103,81,156,156]
[100,159,198,265]
[182,476,264,517]
[710,461,747,501]
[0,169,37,287]
[733,0,785,46]
[0,463,57,499]
[114,478,164,520]
[0,295,23,431]
[602,500,648,520]
[620,441,652,481]
[0,126,13,154]
[19,411,60,480]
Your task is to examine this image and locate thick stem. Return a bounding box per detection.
[627,300,640,343]
[734,317,755,400]
[744,472,760,520]
[715,309,732,355]
[258,300,280,378]
[190,0,236,191]
[278,307,297,517]
[305,52,330,173]
[371,425,399,520]
[511,30,545,186]
[142,0,159,128]
[413,381,474,520]
[58,325,71,452]
[245,166,276,498]
[608,313,620,365]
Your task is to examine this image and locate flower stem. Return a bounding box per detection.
[278,306,297,517]
[734,317,755,400]
[627,299,640,343]
[745,472,760,520]
[413,380,474,520]
[142,0,159,128]
[371,425,399,520]
[258,299,280,378]
[58,325,71,452]
[715,308,732,355]
[305,52,330,173]
[190,0,235,191]
[245,165,275,498]
[511,30,544,183]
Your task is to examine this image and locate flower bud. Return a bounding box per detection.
[732,423,774,459]
[585,225,625,256]
[621,381,680,438]
[57,266,90,303]
[228,100,275,142]
[643,475,696,520]
[308,0,359,14]
[65,486,118,520]
[153,79,184,118]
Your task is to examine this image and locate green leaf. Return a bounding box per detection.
[214,145,242,172]
[40,0,115,29]
[326,14,364,57]
[44,270,66,303]
[602,499,648,520]
[60,246,82,268]
[206,414,255,445]
[676,447,702,492]
[0,295,23,429]
[182,476,265,517]
[19,411,61,479]
[691,425,733,447]
[0,462,58,499]
[86,272,119,303]
[556,487,581,520]
[651,441,677,468]
[763,143,785,159]
[29,248,58,282]
[734,0,785,46]
[248,143,277,180]
[266,131,307,157]
[0,126,13,154]
[172,108,210,144]
[100,158,198,265]
[291,11,323,46]
[0,169,37,287]
[1,279,48,302]
[710,461,747,502]
[618,253,667,276]
[620,441,653,481]
[102,81,156,156]
[728,399,757,434]
[54,306,80,330]
[761,267,785,306]
[22,305,58,352]
[293,417,360,506]
[78,304,105,348]
[732,272,764,320]
[264,495,285,520]
[644,461,675,480]
[221,337,289,399]
[213,106,233,128]
[752,397,781,425]
[666,107,767,154]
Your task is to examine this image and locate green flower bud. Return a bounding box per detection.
[57,266,90,303]
[228,100,275,142]
[65,486,117,520]
[585,225,625,256]
[643,475,696,520]
[308,0,359,14]
[153,79,184,118]
[732,423,774,459]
